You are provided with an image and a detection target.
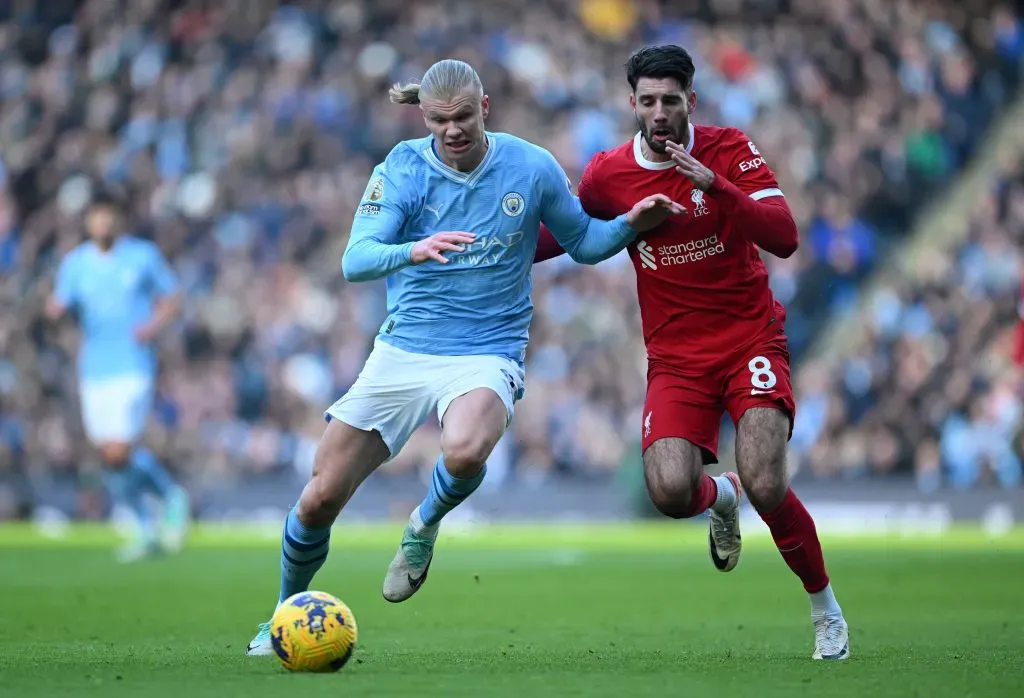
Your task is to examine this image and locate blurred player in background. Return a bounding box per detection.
[245,59,683,655]
[535,45,849,660]
[46,193,190,563]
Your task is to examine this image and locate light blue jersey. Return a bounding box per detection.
[55,236,179,380]
[342,132,637,363]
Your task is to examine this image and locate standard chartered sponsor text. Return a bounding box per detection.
[656,234,726,266]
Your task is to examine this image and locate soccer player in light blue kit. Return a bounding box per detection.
[46,194,190,563]
[245,59,683,655]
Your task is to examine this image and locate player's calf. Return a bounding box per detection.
[735,407,847,658]
[383,389,506,603]
[98,441,159,562]
[247,420,389,657]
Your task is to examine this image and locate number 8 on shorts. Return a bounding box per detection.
[748,355,777,390]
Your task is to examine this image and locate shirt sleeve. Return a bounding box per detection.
[147,243,180,297]
[537,149,636,265]
[533,153,615,264]
[341,151,418,282]
[576,154,617,220]
[706,129,798,258]
[53,252,78,308]
[716,129,784,201]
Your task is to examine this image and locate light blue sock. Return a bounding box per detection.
[130,448,176,498]
[103,468,155,541]
[416,455,486,528]
[279,507,331,603]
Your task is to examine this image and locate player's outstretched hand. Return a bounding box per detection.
[626,194,687,232]
[666,141,716,191]
[410,231,476,264]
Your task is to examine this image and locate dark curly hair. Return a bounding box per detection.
[625,45,696,92]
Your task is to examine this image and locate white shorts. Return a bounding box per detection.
[79,374,154,444]
[325,338,526,459]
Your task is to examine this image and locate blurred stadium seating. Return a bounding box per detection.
[792,144,1024,490]
[0,0,1022,520]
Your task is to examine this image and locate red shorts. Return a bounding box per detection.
[641,333,796,464]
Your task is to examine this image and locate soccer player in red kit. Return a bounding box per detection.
[535,45,850,660]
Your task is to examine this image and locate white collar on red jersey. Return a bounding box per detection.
[632,122,694,170]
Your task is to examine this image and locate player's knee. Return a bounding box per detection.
[743,466,787,512]
[297,475,346,529]
[440,431,490,478]
[440,389,505,477]
[645,464,703,519]
[100,443,131,468]
[298,446,354,527]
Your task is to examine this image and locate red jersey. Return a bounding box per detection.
[575,123,797,373]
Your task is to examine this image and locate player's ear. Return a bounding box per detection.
[629,92,637,111]
[688,90,698,113]
[481,95,490,119]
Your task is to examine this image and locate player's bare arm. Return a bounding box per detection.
[44,295,66,320]
[134,293,181,343]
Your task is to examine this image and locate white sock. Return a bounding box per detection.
[710,475,738,514]
[809,583,843,620]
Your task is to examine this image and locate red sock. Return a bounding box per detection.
[758,488,830,593]
[680,473,718,517]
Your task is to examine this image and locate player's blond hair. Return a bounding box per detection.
[389,59,484,105]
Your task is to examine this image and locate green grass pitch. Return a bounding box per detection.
[2,522,1023,697]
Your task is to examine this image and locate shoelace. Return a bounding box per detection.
[816,617,845,649]
[401,528,436,568]
[710,509,738,544]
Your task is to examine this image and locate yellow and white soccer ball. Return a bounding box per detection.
[270,591,358,672]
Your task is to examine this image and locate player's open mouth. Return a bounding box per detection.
[650,129,672,142]
[447,140,471,153]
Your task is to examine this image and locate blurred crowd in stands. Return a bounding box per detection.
[791,148,1024,491]
[1,0,1022,518]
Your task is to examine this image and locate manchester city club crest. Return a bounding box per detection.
[501,192,525,217]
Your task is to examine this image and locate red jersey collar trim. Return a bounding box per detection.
[632,122,695,170]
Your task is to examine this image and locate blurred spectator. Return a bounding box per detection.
[796,151,1024,491]
[0,0,1021,517]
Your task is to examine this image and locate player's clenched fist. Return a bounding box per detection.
[410,231,476,264]
[625,194,687,232]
